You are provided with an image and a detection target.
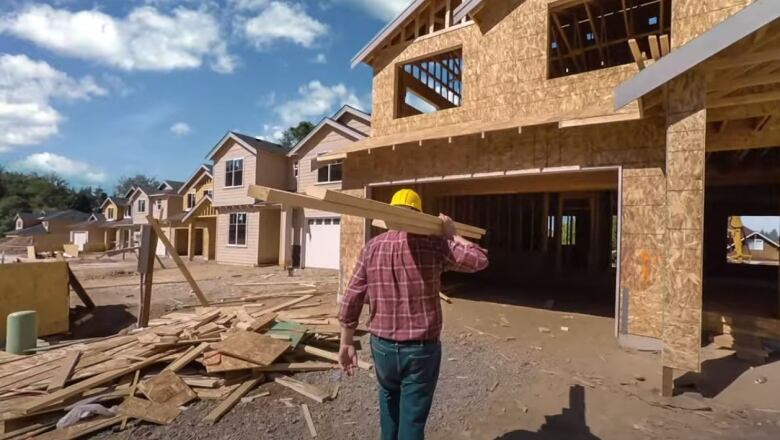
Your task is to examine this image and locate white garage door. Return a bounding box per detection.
[72,232,88,251]
[305,218,341,270]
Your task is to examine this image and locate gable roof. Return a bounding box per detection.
[127,185,157,202]
[123,186,137,199]
[744,231,780,249]
[287,117,369,157]
[100,197,129,210]
[614,0,780,110]
[351,0,430,68]
[206,131,288,160]
[15,212,41,224]
[6,224,47,237]
[178,164,214,195]
[181,195,214,223]
[333,105,371,126]
[158,180,185,192]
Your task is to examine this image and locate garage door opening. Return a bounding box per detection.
[369,169,620,318]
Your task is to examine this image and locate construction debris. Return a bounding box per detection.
[0,295,371,438]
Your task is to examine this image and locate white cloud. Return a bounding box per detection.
[241,2,328,49]
[0,53,106,152]
[170,122,191,137]
[0,4,236,73]
[228,0,269,11]
[333,0,410,21]
[313,53,327,64]
[12,152,107,184]
[276,80,363,126]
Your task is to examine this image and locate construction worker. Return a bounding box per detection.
[338,189,489,440]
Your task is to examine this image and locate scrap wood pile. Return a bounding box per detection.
[0,294,369,439]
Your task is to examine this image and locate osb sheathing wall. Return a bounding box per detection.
[341,0,754,332]
[0,262,70,340]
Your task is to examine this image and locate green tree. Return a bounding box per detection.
[279,121,315,149]
[115,174,160,197]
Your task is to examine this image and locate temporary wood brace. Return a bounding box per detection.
[67,267,95,310]
[247,185,485,239]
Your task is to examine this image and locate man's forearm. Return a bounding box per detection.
[340,327,356,347]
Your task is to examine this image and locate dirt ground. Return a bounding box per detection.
[63,256,780,440]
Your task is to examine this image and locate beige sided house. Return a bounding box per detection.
[314,0,780,393]
[175,164,217,261]
[97,196,135,250]
[207,132,290,266]
[7,210,90,252]
[68,213,108,252]
[284,105,371,269]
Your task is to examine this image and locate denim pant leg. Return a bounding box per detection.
[371,336,402,440]
[398,343,442,440]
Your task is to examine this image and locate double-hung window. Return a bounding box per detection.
[138,199,146,213]
[107,208,114,220]
[293,161,299,178]
[225,159,244,187]
[317,161,343,184]
[187,193,197,210]
[228,213,247,246]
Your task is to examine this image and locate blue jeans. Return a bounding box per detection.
[370,335,442,440]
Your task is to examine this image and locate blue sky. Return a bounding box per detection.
[0,0,410,191]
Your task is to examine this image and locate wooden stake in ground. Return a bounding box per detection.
[301,404,317,438]
[137,225,158,328]
[147,216,209,307]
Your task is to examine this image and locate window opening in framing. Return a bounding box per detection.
[548,0,672,79]
[396,49,463,118]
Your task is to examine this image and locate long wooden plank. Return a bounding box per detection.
[67,268,95,310]
[119,370,141,431]
[248,186,484,239]
[23,351,172,414]
[146,217,209,306]
[46,351,80,392]
[248,295,314,318]
[164,342,210,373]
[299,345,372,371]
[305,186,485,235]
[203,377,262,425]
[274,376,330,403]
[628,39,646,70]
[301,404,317,438]
[32,416,122,440]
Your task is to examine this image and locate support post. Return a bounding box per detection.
[662,71,707,383]
[662,366,674,397]
[279,207,293,268]
[137,225,157,328]
[203,226,211,261]
[68,266,95,310]
[188,223,195,261]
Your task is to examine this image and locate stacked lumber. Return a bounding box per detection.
[0,296,369,438]
[705,311,779,364]
[248,185,486,239]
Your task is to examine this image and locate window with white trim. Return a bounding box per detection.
[138,199,146,213]
[293,161,299,178]
[16,219,23,230]
[187,193,196,210]
[107,208,115,220]
[228,213,247,246]
[749,238,765,252]
[317,161,342,183]
[225,159,244,187]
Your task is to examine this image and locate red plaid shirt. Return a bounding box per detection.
[339,231,489,342]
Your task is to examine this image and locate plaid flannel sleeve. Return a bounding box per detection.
[338,248,369,330]
[443,239,489,273]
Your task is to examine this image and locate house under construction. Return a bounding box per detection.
[312,0,780,393]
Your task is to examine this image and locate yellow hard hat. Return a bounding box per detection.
[390,189,422,212]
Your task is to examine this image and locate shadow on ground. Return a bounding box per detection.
[494,385,601,440]
[68,305,136,339]
[677,351,779,398]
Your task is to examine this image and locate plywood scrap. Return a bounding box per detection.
[266,321,307,349]
[301,404,317,438]
[274,376,331,403]
[33,416,121,440]
[119,370,141,431]
[138,370,196,407]
[118,396,180,425]
[203,377,262,425]
[202,352,261,374]
[47,351,80,393]
[211,331,290,367]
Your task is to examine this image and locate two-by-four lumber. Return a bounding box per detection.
[274,376,331,403]
[147,216,209,306]
[659,34,670,57]
[46,351,81,392]
[247,185,484,239]
[305,186,485,236]
[249,295,315,318]
[32,416,122,440]
[648,35,661,61]
[67,267,95,310]
[165,342,211,373]
[628,39,646,69]
[203,376,263,424]
[298,345,372,371]
[301,404,317,438]
[137,225,158,328]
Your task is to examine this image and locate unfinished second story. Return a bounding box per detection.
[352,0,755,138]
[287,106,371,195]
[177,164,217,222]
[207,132,290,207]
